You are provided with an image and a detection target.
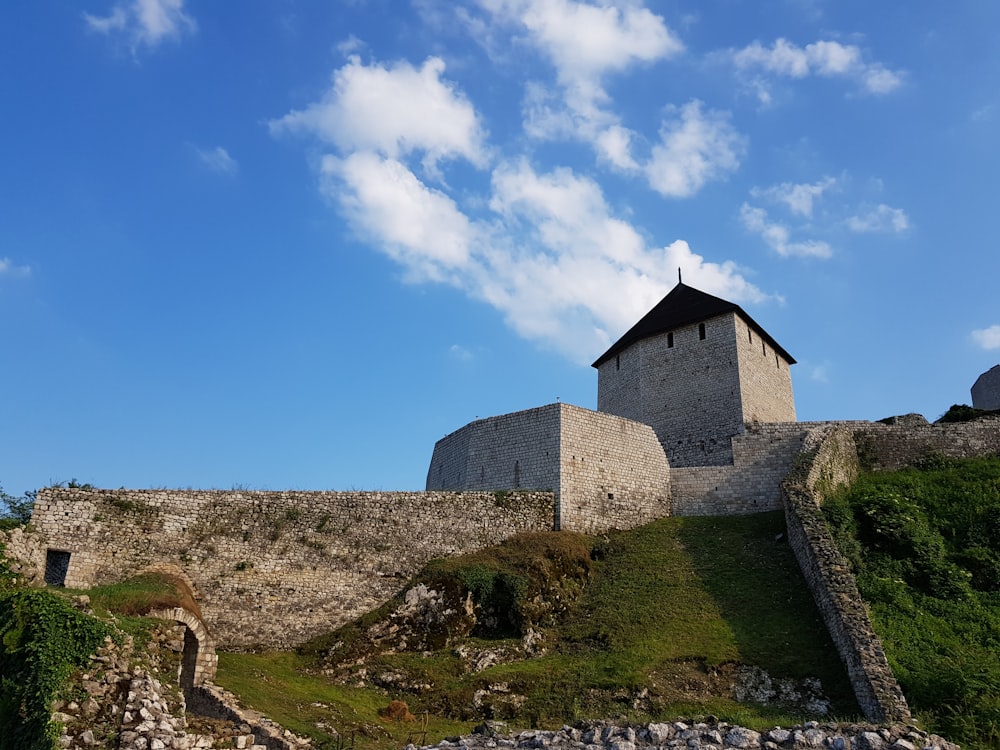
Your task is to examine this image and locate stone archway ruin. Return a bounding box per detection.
[147,605,218,689]
[136,564,217,690]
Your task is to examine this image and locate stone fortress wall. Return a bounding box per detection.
[426,402,671,534]
[22,488,556,649]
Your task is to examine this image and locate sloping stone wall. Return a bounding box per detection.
[781,418,1000,722]
[27,488,555,649]
[781,425,910,723]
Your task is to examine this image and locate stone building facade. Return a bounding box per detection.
[972,364,1000,410]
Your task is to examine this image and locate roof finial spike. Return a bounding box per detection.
[678,267,682,284]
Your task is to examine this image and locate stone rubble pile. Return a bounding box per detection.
[408,721,960,750]
[50,623,277,750]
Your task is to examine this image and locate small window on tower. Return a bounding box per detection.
[616,354,620,370]
[699,323,706,340]
[748,328,752,344]
[667,332,674,348]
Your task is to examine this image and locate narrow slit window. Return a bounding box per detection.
[762,341,766,355]
[616,354,620,370]
[748,328,752,344]
[667,332,674,348]
[698,323,706,340]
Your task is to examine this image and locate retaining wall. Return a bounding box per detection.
[781,417,1000,722]
[27,488,555,649]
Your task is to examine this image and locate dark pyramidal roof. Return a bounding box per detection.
[592,282,796,368]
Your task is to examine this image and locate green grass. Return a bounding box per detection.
[216,651,476,749]
[824,456,1000,750]
[215,512,858,747]
[78,572,197,617]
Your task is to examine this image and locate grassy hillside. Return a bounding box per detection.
[216,512,858,749]
[823,455,1000,750]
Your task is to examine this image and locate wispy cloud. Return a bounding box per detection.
[476,0,683,168]
[84,0,196,52]
[0,258,31,279]
[972,325,1000,350]
[449,344,475,361]
[751,177,837,218]
[195,146,238,176]
[739,204,833,259]
[743,176,908,256]
[731,38,904,102]
[845,203,909,233]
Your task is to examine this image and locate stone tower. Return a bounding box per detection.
[971,364,1000,410]
[593,281,796,466]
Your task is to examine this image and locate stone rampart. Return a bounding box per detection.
[854,417,1000,470]
[670,422,869,515]
[27,488,555,649]
[426,403,671,533]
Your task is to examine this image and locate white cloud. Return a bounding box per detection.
[273,46,777,362]
[740,203,833,259]
[270,56,487,173]
[845,204,909,233]
[84,0,196,51]
[732,38,903,97]
[478,0,682,157]
[751,177,837,218]
[595,125,639,170]
[322,152,475,283]
[196,146,238,176]
[971,325,1000,350]
[645,101,745,198]
[505,0,683,82]
[323,150,773,360]
[0,258,31,279]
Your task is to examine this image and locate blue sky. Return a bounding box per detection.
[2,0,998,498]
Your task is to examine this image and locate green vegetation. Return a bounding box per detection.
[0,567,197,748]
[824,456,1000,749]
[217,513,857,747]
[81,572,199,618]
[937,403,1000,423]
[0,485,35,529]
[0,588,115,750]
